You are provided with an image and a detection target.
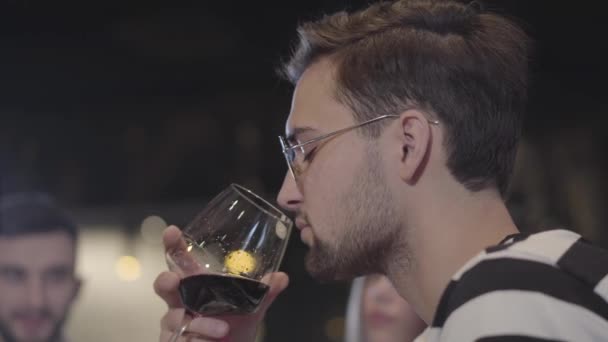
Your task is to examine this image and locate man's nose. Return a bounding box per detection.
[26,277,47,310]
[277,172,303,213]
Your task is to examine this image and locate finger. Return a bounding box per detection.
[182,336,215,342]
[160,310,229,340]
[164,226,204,273]
[160,312,224,342]
[163,225,188,252]
[159,330,214,342]
[183,338,213,342]
[159,330,174,342]
[258,272,289,313]
[160,308,184,331]
[187,317,230,339]
[154,271,183,308]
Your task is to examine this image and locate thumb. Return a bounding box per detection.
[258,272,289,313]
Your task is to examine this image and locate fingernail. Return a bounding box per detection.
[214,321,229,336]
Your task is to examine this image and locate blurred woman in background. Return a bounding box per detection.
[345,274,426,342]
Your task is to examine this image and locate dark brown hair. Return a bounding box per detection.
[281,0,531,196]
[0,192,78,240]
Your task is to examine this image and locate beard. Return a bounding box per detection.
[0,309,67,342]
[305,146,409,282]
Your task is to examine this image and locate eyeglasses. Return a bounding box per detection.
[278,114,439,181]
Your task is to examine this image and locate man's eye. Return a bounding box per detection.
[286,148,296,162]
[0,269,25,283]
[46,269,70,283]
[303,147,317,162]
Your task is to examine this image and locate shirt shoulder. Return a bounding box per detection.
[429,229,608,341]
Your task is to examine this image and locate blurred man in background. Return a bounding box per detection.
[0,193,81,342]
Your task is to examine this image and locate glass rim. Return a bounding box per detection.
[229,183,292,225]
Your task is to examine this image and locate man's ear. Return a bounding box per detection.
[397,110,433,185]
[71,276,83,303]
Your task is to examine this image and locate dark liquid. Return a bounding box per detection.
[179,274,269,315]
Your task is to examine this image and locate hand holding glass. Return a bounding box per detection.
[165,184,293,341]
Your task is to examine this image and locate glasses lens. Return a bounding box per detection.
[279,137,297,178]
[285,148,296,164]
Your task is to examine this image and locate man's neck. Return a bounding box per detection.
[386,187,519,324]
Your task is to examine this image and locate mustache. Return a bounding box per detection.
[296,212,310,223]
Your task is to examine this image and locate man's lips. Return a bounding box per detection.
[295,218,313,245]
[14,315,50,331]
[365,311,397,327]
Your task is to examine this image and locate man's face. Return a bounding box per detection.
[277,59,403,281]
[0,231,79,342]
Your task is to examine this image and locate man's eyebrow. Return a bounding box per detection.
[286,126,318,143]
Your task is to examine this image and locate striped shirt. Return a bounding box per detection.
[414,229,608,342]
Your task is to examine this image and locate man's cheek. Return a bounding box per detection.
[49,287,76,318]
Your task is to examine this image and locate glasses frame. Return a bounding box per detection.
[278,114,439,180]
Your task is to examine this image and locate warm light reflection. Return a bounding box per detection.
[115,256,142,282]
[325,316,345,342]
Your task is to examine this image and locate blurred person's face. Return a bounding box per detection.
[277,59,401,281]
[0,231,80,342]
[362,275,426,342]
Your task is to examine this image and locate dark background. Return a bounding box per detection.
[1,1,607,341]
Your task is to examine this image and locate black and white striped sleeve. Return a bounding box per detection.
[436,258,608,341]
[424,229,608,341]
